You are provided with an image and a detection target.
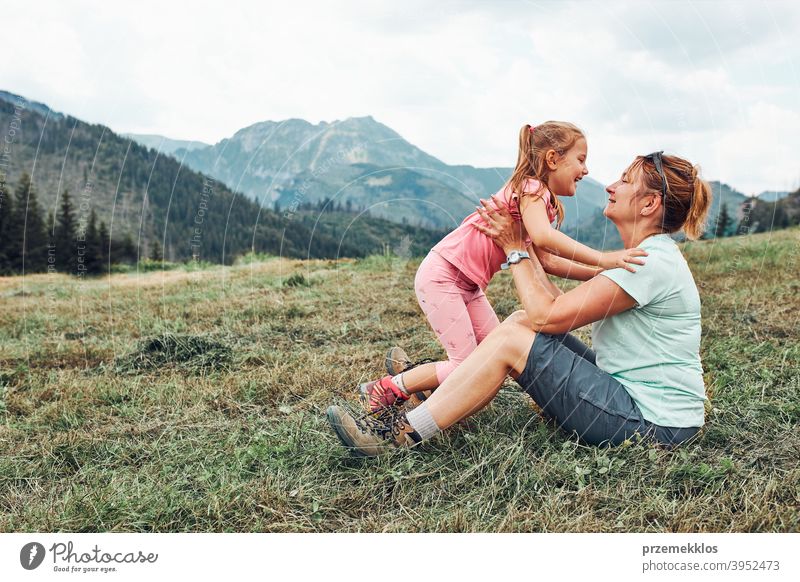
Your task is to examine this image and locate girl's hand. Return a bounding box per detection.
[600,248,649,272]
[472,196,527,253]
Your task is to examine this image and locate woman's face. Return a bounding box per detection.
[603,165,642,222]
[547,138,588,197]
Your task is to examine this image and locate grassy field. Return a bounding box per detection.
[0,228,798,532]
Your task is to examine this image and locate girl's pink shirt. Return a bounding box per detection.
[431,179,558,290]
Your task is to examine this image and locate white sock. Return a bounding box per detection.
[406,403,441,440]
[392,373,410,396]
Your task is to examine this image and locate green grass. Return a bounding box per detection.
[0,228,798,532]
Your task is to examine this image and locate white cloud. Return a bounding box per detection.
[1,3,96,102]
[710,101,800,194]
[1,0,797,192]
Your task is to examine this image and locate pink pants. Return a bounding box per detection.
[414,251,501,384]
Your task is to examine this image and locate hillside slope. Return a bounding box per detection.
[0,227,796,532]
[0,92,443,263]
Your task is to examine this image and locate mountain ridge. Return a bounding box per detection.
[132,114,759,239]
[169,114,611,231]
[2,88,776,255]
[0,90,446,265]
[121,133,209,156]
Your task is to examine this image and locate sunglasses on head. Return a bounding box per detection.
[643,151,668,201]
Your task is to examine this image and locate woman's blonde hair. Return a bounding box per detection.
[507,121,586,227]
[627,154,713,240]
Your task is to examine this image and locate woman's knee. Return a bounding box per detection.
[487,317,536,367]
[505,310,532,328]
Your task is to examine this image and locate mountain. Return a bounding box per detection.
[274,162,610,231]
[707,181,748,227]
[0,90,445,264]
[757,190,791,203]
[746,188,800,233]
[122,133,209,156]
[74,105,763,248]
[0,90,62,120]
[164,115,609,232]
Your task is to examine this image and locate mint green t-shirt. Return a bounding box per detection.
[592,234,706,427]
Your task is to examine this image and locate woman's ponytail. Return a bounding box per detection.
[635,155,713,240]
[683,165,713,240]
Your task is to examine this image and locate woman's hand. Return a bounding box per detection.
[472,196,527,254]
[600,248,649,273]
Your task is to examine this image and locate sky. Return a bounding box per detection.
[2,0,799,193]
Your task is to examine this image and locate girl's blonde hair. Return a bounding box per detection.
[626,154,713,240]
[507,121,586,227]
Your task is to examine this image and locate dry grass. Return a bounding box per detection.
[0,229,798,532]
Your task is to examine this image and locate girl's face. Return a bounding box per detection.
[546,138,588,197]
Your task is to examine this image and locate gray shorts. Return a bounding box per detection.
[515,332,700,447]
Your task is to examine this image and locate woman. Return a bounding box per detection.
[327,151,712,456]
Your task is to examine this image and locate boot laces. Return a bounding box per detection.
[352,405,410,441]
[404,358,435,371]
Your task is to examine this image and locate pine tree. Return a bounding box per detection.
[55,189,78,274]
[98,220,111,271]
[4,173,48,273]
[83,209,101,274]
[115,232,138,264]
[3,177,25,273]
[149,239,163,261]
[0,182,12,273]
[715,202,731,238]
[23,179,48,273]
[45,210,56,273]
[775,204,790,229]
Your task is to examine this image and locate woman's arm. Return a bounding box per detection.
[510,253,637,333]
[527,245,563,299]
[475,198,641,333]
[519,195,646,271]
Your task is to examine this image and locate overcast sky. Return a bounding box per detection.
[3,0,799,193]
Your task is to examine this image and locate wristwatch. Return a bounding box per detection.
[501,250,530,270]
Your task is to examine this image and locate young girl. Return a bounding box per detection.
[360,121,647,412]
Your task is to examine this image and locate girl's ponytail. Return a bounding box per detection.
[514,124,534,176]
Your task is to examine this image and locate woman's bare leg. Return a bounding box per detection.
[423,319,536,430]
[397,312,521,395]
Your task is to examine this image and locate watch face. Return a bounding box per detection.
[509,251,520,262]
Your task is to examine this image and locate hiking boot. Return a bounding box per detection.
[326,404,422,457]
[385,346,412,376]
[359,375,410,412]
